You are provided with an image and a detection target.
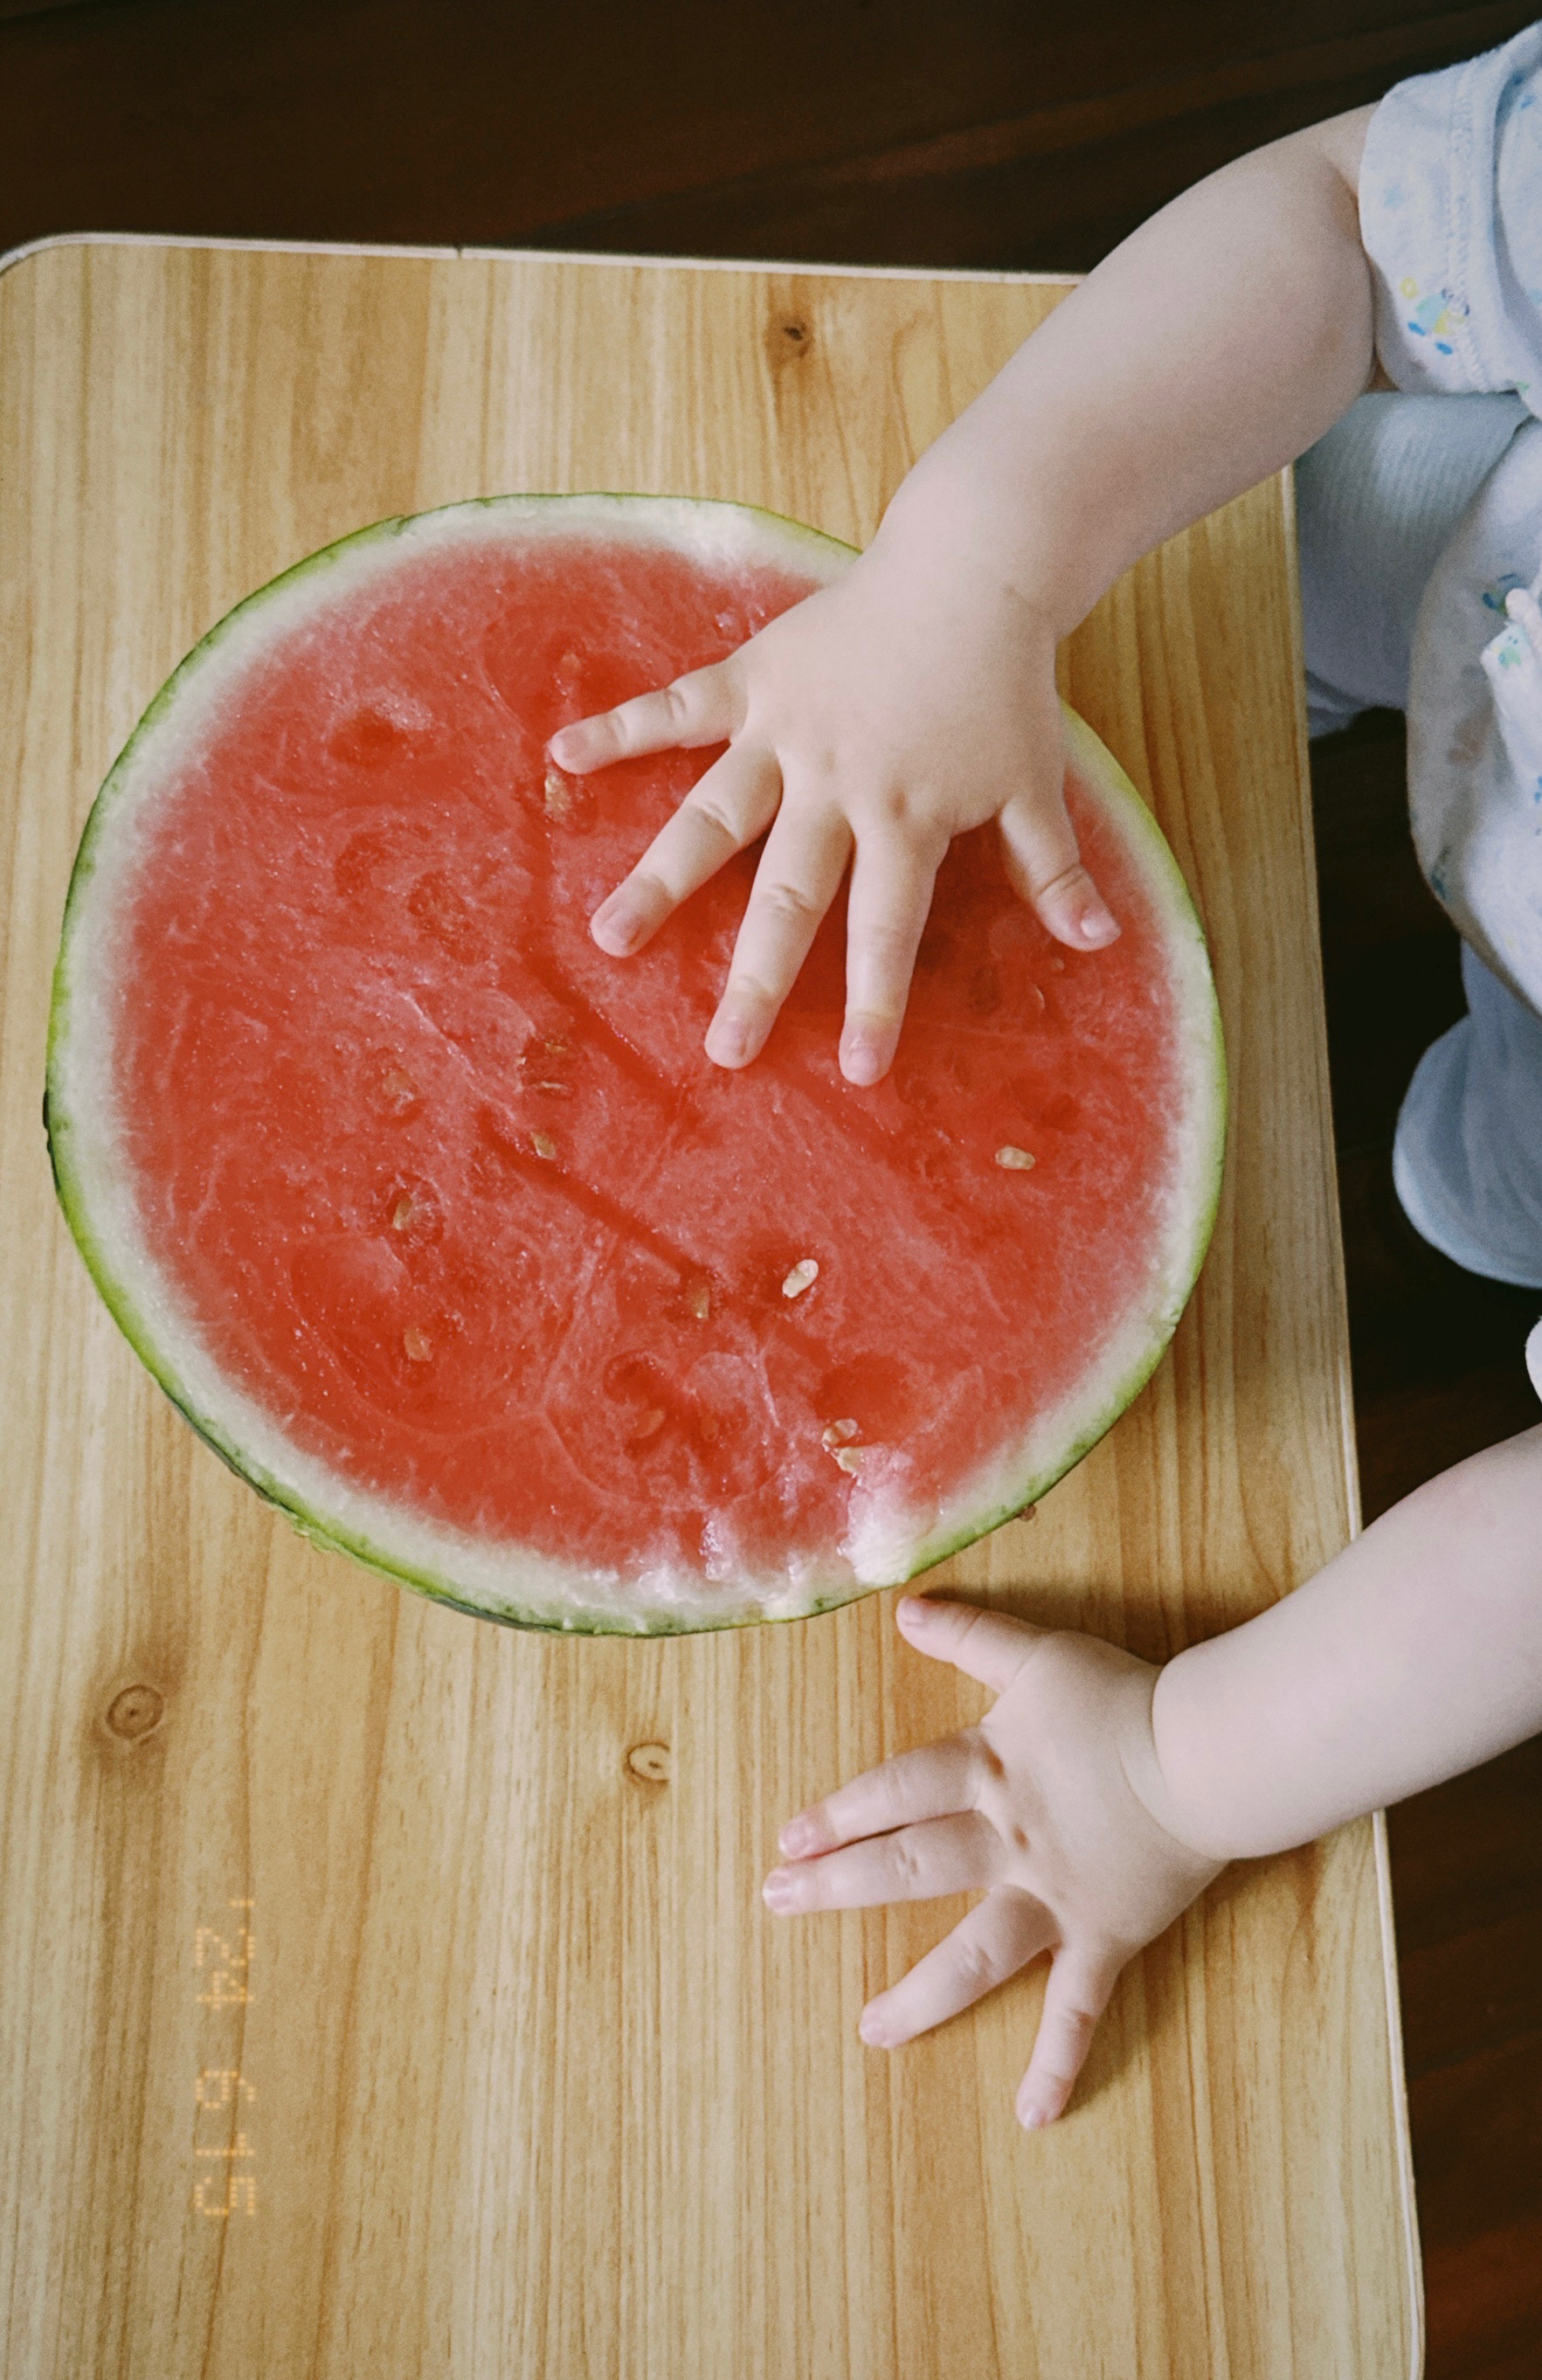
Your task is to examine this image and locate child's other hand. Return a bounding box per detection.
[761,1596,1222,2128]
[547,542,1118,1087]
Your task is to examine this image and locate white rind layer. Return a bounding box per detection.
[48,494,1226,1634]
[846,707,1225,1586]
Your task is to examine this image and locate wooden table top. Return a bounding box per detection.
[0,235,1420,2380]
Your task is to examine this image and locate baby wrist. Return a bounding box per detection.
[873,441,1082,635]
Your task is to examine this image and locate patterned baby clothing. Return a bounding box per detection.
[1298,19,1542,1288]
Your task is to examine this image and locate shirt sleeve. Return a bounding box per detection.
[1361,22,1542,413]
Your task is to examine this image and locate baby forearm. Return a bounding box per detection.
[1151,1428,1542,1859]
[877,110,1377,635]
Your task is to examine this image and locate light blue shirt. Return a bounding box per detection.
[1359,23,1542,1019]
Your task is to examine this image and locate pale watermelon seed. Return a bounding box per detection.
[531,1131,557,1160]
[687,1279,711,1321]
[995,1146,1036,1172]
[782,1259,819,1299]
[822,1418,859,1448]
[403,1327,433,1364]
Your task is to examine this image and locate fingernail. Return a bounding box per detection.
[778,1816,819,1858]
[548,727,580,764]
[840,1030,884,1087]
[859,2010,895,2047]
[895,1595,929,1624]
[1074,903,1119,948]
[762,1871,796,1911]
[1019,2102,1052,2131]
[591,898,642,955]
[708,1016,751,1067]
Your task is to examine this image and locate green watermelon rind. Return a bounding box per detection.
[46,492,1225,1636]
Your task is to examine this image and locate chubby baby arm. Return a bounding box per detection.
[1153,1422,1542,1859]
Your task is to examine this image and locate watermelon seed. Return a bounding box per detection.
[559,649,582,672]
[832,1445,868,1475]
[697,1413,721,1443]
[380,1066,418,1114]
[543,765,574,819]
[995,1146,1036,1172]
[686,1279,712,1321]
[782,1258,819,1299]
[391,1194,416,1230]
[632,1408,667,1442]
[534,1080,572,1094]
[403,1327,433,1364]
[1048,954,1066,972]
[822,1418,860,1449]
[531,1131,557,1160]
[543,1038,574,1056]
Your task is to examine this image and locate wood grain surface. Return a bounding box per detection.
[0,238,1419,2379]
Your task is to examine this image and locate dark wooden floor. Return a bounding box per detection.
[1314,711,1542,2380]
[5,3,1541,2370]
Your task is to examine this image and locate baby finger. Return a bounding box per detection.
[549,657,742,771]
[705,804,852,1067]
[998,785,1119,951]
[591,743,780,955]
[762,1810,999,1916]
[1014,1941,1123,2128]
[776,1735,978,1859]
[840,831,945,1086]
[858,1889,1056,2048]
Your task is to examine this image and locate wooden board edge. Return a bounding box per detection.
[1275,466,1365,1546]
[1278,461,1421,2366]
[1373,1806,1428,2377]
[0,227,1082,293]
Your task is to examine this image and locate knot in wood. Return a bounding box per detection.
[625,1741,671,1785]
[106,1684,164,1740]
[768,316,813,368]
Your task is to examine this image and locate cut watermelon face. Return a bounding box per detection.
[47,495,1225,1633]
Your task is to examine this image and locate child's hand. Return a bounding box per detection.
[547,537,1118,1087]
[761,1596,1223,2128]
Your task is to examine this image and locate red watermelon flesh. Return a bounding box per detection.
[48,495,1224,1629]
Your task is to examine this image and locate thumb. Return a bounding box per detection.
[895,1595,1043,1695]
[998,780,1119,951]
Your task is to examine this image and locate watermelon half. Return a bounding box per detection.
[46,494,1225,1634]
